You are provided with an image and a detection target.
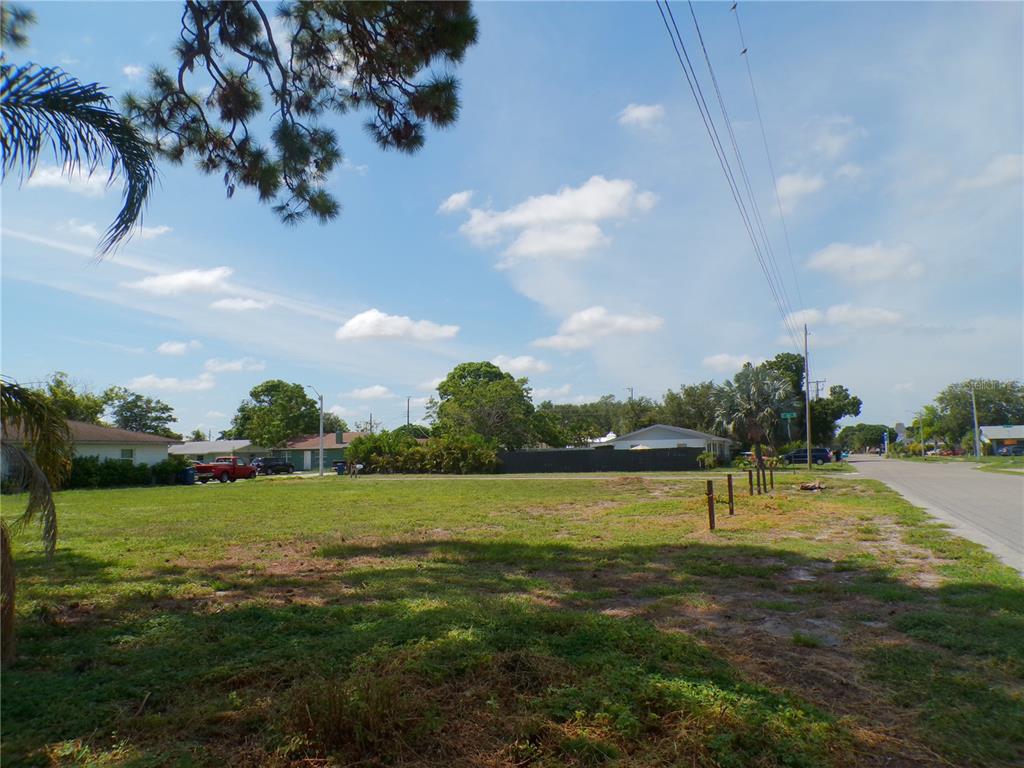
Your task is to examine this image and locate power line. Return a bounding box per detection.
[731,1,804,307]
[684,0,798,333]
[655,0,800,352]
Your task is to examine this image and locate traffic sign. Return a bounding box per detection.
[781,412,796,419]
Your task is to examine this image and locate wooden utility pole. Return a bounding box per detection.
[804,324,813,471]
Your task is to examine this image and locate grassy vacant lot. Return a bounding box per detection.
[3,471,1022,767]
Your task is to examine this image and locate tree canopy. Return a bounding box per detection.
[932,379,1024,445]
[32,373,107,424]
[429,362,536,450]
[125,1,478,225]
[714,362,794,464]
[102,386,180,438]
[225,379,345,447]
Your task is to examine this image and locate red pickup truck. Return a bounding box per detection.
[194,456,257,484]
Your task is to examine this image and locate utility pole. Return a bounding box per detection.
[809,379,827,399]
[970,385,981,458]
[626,386,634,401]
[304,384,324,477]
[407,396,411,427]
[804,324,812,471]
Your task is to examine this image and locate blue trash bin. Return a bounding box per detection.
[181,466,197,485]
[335,462,346,475]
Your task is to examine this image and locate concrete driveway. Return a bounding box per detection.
[849,455,1024,572]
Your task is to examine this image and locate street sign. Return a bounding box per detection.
[781,412,796,419]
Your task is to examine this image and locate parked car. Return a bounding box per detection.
[194,456,257,483]
[998,445,1024,456]
[251,456,295,475]
[782,447,834,465]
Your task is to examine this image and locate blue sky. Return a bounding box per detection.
[2,1,1022,436]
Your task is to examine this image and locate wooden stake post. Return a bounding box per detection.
[727,474,735,515]
[706,480,716,530]
[769,469,774,490]
[747,469,754,496]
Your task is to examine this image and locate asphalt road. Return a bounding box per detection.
[849,455,1024,572]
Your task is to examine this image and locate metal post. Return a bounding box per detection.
[727,474,734,515]
[706,480,716,530]
[804,323,813,471]
[970,385,981,458]
[318,393,324,477]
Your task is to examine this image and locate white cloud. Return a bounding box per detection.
[617,103,665,128]
[532,384,572,400]
[128,266,232,295]
[702,353,764,373]
[438,190,473,214]
[341,158,368,175]
[824,304,902,328]
[783,308,824,327]
[61,219,100,239]
[491,354,550,376]
[807,242,924,283]
[156,339,201,356]
[135,224,172,240]
[455,176,656,266]
[329,404,358,419]
[808,115,865,159]
[533,306,663,350]
[957,153,1023,190]
[335,308,459,342]
[784,304,902,330]
[26,166,108,197]
[834,163,863,180]
[122,64,144,79]
[777,172,825,214]
[129,372,215,392]
[210,297,272,311]
[204,357,265,372]
[418,377,444,392]
[345,384,394,400]
[205,410,226,419]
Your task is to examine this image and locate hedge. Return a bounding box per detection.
[345,431,498,474]
[67,455,192,489]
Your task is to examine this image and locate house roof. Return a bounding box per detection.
[5,419,179,445]
[285,432,368,450]
[612,424,731,443]
[169,439,256,455]
[979,425,1024,441]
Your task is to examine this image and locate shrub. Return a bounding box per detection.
[696,451,718,470]
[65,455,190,489]
[344,430,498,474]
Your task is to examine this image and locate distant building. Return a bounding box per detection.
[979,425,1024,453]
[281,431,368,471]
[600,424,732,459]
[169,439,268,462]
[7,420,177,465]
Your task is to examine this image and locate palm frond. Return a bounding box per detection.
[0,379,72,556]
[0,62,157,254]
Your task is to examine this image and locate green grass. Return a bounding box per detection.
[3,472,1022,767]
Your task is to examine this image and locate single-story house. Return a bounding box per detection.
[280,431,369,471]
[6,419,178,465]
[979,425,1024,453]
[601,424,733,459]
[169,439,269,462]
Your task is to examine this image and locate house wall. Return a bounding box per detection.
[610,438,730,457]
[74,443,170,465]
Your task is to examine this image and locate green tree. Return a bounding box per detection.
[809,385,862,445]
[187,428,208,441]
[125,1,478,225]
[836,423,896,452]
[33,372,107,424]
[659,381,717,433]
[430,362,535,450]
[103,386,180,437]
[226,379,325,447]
[934,379,1024,444]
[1,7,155,253]
[1,379,74,664]
[714,363,794,467]
[617,396,659,434]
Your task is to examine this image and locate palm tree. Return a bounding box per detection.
[1,5,156,254]
[714,363,794,468]
[1,379,73,665]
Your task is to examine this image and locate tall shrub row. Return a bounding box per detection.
[67,455,192,489]
[345,431,498,474]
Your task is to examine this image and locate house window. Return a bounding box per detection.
[120,448,135,461]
